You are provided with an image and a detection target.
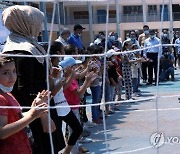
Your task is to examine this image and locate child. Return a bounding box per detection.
[63,59,97,154]
[0,56,49,154]
[107,49,119,113]
[121,41,133,100]
[130,44,144,96]
[50,44,83,154]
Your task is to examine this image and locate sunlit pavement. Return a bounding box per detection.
[84,69,180,154]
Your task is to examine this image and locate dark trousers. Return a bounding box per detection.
[141,62,148,81]
[147,52,158,83]
[58,110,83,145]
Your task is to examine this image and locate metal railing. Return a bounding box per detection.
[46,12,180,25]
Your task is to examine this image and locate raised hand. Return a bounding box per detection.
[34,90,51,105]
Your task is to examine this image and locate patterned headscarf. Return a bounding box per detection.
[2,5,46,63]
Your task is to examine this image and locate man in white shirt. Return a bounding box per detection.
[56,28,71,46]
[144,29,161,85]
[174,31,180,68]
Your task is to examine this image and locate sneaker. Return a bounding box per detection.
[84,121,96,128]
[132,92,140,97]
[78,146,89,153]
[79,137,92,144]
[92,119,103,124]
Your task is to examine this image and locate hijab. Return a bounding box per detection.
[2,5,46,63]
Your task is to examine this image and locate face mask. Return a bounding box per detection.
[163,34,168,38]
[110,36,116,41]
[130,37,136,42]
[144,30,149,35]
[0,84,13,93]
[175,35,179,38]
[150,35,155,40]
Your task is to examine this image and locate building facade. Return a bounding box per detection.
[1,0,180,47]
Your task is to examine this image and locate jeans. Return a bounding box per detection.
[160,67,174,81]
[90,85,101,121]
[132,78,139,93]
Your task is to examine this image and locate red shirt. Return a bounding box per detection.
[0,92,32,154]
[64,79,80,110]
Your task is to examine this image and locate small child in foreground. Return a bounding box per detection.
[0,56,49,154]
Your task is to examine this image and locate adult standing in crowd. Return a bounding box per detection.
[143,29,161,85]
[172,31,179,69]
[56,28,71,47]
[2,5,64,154]
[138,25,150,83]
[175,31,180,68]
[161,29,171,54]
[68,24,85,53]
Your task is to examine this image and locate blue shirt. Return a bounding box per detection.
[67,33,84,50]
[143,37,161,58]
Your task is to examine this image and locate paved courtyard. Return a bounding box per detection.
[84,69,180,154]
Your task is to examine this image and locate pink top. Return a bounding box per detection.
[0,92,32,154]
[64,79,80,110]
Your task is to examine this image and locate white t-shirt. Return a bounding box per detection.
[53,75,70,116]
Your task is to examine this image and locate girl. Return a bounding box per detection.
[50,42,83,154]
[121,41,133,100]
[0,56,49,154]
[2,5,63,154]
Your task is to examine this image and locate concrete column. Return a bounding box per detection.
[88,1,94,43]
[56,2,61,36]
[169,0,173,41]
[40,2,48,42]
[115,0,120,37]
[142,0,147,24]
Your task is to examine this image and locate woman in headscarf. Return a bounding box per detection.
[2,5,65,154]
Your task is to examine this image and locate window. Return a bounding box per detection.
[123,6,143,15]
[109,10,116,18]
[74,11,89,19]
[148,5,157,15]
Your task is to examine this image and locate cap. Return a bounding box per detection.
[106,49,116,58]
[59,57,82,69]
[113,47,120,52]
[74,24,86,30]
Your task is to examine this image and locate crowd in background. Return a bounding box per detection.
[1,5,180,154]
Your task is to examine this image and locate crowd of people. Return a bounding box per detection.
[0,5,180,154]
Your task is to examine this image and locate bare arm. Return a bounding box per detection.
[0,101,47,139]
[74,72,97,97]
[75,66,89,79]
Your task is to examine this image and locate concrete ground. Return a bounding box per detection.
[83,69,180,154]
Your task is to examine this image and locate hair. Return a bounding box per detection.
[0,56,14,68]
[143,25,149,29]
[122,41,131,51]
[61,28,70,36]
[50,41,64,55]
[64,44,78,55]
[132,44,138,50]
[88,44,104,54]
[129,30,136,34]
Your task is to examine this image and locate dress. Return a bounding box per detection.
[0,92,32,154]
[5,50,65,154]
